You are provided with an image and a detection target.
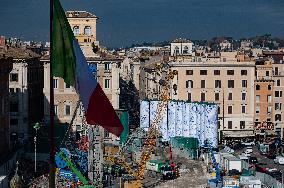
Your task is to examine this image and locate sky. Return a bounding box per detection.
[0,0,284,48]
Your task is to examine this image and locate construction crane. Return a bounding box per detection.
[105,67,178,183]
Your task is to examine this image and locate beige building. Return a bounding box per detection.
[66,11,99,57]
[272,62,284,138]
[169,58,255,140]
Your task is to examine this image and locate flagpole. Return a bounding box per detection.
[49,0,56,187]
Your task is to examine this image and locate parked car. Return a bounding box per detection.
[249,157,258,164]
[245,146,253,153]
[254,163,268,173]
[243,141,255,146]
[267,169,282,182]
[243,151,251,157]
[266,151,276,159]
[274,156,284,165]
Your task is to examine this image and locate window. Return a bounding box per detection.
[241,70,247,75]
[240,121,245,129]
[268,85,272,90]
[275,91,283,97]
[267,95,272,103]
[53,79,58,89]
[228,106,232,114]
[188,93,191,101]
[200,70,207,75]
[256,106,260,113]
[174,46,179,55]
[215,93,219,101]
[65,104,71,115]
[201,93,205,101]
[242,93,246,101]
[218,106,220,114]
[9,88,14,93]
[275,103,282,110]
[214,70,220,75]
[256,85,260,90]
[215,80,221,88]
[54,105,58,115]
[267,118,271,122]
[275,67,279,75]
[256,95,260,102]
[218,121,221,129]
[228,121,232,129]
[228,93,233,100]
[10,102,18,113]
[104,79,110,89]
[84,26,92,36]
[10,119,18,125]
[242,80,247,88]
[105,63,110,71]
[227,70,234,75]
[277,79,281,86]
[104,130,110,138]
[266,71,269,76]
[65,82,71,89]
[201,80,206,88]
[275,114,282,121]
[186,80,193,88]
[267,106,272,114]
[228,80,234,88]
[73,26,80,36]
[10,73,18,82]
[186,70,193,75]
[242,106,246,114]
[183,46,189,54]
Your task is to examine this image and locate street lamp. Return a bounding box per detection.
[33,122,42,173]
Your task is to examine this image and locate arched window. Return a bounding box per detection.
[275,114,281,121]
[84,26,92,36]
[73,26,80,36]
[256,84,260,90]
[174,46,179,55]
[183,46,189,54]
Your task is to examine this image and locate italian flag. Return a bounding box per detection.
[52,0,123,136]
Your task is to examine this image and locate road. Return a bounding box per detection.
[235,145,284,172]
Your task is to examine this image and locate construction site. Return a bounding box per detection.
[5,66,216,188]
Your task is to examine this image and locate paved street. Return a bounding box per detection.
[235,145,284,174]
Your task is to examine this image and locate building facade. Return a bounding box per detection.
[169,59,255,141]
[9,58,44,142]
[0,58,13,153]
[254,60,274,136]
[66,11,99,57]
[272,62,284,138]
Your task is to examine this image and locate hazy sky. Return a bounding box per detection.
[0,0,284,48]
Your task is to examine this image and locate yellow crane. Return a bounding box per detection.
[105,66,178,186]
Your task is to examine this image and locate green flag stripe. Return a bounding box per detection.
[52,0,76,86]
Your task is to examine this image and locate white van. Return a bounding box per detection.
[246,146,253,153]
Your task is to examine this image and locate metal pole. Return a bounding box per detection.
[49,0,55,186]
[34,130,37,173]
[281,170,284,188]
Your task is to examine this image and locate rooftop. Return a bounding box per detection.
[172,38,192,43]
[0,46,40,59]
[65,11,97,19]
